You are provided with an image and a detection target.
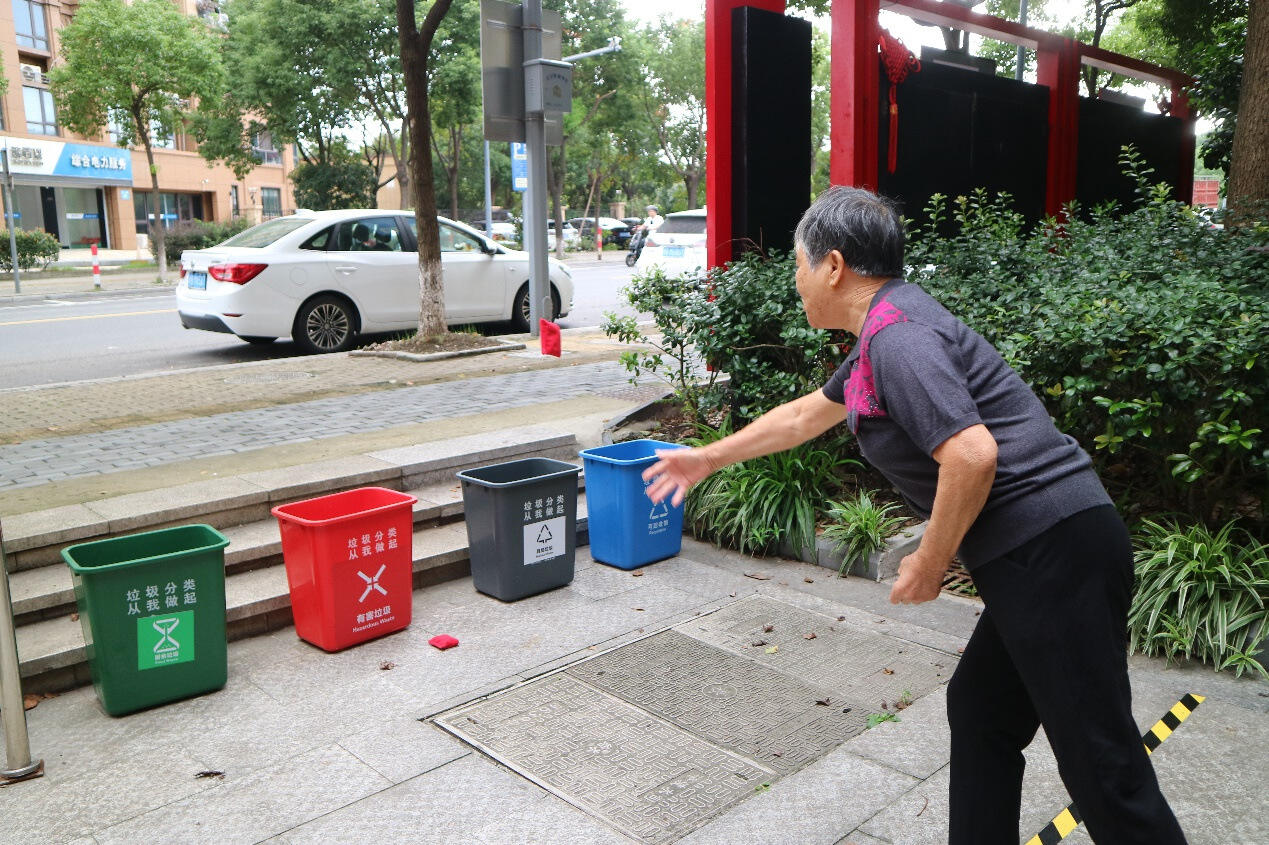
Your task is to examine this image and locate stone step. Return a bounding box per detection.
[7,473,587,625]
[17,494,591,695]
[2,425,581,572]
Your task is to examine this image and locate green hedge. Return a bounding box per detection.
[150,217,252,264]
[0,228,61,271]
[906,152,1268,529]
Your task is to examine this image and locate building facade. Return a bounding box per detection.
[0,0,295,252]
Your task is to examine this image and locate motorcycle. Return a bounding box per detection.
[625,225,649,267]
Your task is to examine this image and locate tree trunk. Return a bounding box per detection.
[134,109,167,283]
[1228,0,1269,219]
[685,171,701,209]
[397,0,454,339]
[549,142,568,259]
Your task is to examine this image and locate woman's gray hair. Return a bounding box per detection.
[794,186,905,278]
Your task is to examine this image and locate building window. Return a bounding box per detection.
[133,191,205,234]
[150,121,176,150]
[230,185,240,218]
[261,187,282,219]
[22,86,57,135]
[252,131,281,165]
[12,0,49,51]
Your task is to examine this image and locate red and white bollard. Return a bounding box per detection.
[91,242,101,290]
[595,229,603,260]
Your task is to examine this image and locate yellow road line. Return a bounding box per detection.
[0,308,176,326]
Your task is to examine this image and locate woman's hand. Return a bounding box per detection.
[889,550,948,605]
[642,448,717,507]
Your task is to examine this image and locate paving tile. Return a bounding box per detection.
[1,502,107,551]
[472,792,636,844]
[336,718,471,784]
[679,749,918,845]
[840,686,951,779]
[835,832,890,845]
[279,754,545,844]
[857,764,949,845]
[93,744,391,845]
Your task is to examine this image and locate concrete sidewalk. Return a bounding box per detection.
[3,539,1265,844]
[0,328,1266,844]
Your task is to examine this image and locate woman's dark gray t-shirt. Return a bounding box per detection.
[822,279,1110,568]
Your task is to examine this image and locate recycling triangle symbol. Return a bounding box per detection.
[648,501,669,519]
[536,524,554,543]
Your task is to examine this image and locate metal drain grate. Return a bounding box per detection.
[941,562,980,599]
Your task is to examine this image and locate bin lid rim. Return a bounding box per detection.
[580,440,687,465]
[456,459,581,488]
[61,523,230,574]
[271,488,419,526]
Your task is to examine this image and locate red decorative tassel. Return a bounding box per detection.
[878,28,921,174]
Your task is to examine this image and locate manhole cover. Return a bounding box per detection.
[222,371,315,385]
[434,596,953,843]
[437,672,770,844]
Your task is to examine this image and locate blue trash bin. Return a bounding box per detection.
[579,439,687,569]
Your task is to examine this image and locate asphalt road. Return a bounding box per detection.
[0,260,644,390]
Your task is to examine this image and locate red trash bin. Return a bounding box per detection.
[272,487,417,651]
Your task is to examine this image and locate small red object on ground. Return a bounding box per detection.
[429,634,459,650]
[540,320,561,357]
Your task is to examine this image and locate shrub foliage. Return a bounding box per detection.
[151,217,252,264]
[0,227,61,271]
[906,150,1268,530]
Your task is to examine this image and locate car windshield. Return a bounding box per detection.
[657,215,707,235]
[218,217,315,248]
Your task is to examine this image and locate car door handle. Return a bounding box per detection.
[334,265,357,275]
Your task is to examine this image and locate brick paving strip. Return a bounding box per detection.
[0,361,635,490]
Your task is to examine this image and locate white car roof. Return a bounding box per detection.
[667,208,707,217]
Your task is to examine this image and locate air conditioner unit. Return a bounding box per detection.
[20,63,48,85]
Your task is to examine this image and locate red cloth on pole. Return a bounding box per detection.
[540,320,561,357]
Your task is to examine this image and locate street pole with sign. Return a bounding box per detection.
[1,147,22,295]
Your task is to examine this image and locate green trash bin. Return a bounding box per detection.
[62,524,230,716]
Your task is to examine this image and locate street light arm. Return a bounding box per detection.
[563,37,621,63]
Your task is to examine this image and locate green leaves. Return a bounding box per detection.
[821,493,908,578]
[683,422,861,557]
[907,154,1269,526]
[1129,518,1269,679]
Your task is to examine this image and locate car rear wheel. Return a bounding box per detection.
[512,283,560,333]
[293,295,358,354]
[239,336,277,345]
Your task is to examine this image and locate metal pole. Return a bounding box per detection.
[1015,0,1030,82]
[523,0,549,338]
[2,148,21,295]
[0,519,43,783]
[483,142,494,239]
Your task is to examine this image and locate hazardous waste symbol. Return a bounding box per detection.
[536,524,554,543]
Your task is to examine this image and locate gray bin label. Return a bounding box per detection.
[523,516,566,565]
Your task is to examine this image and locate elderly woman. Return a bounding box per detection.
[642,186,1186,844]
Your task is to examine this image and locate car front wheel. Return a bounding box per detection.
[293,295,358,354]
[512,283,560,333]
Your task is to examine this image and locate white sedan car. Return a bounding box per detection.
[176,209,574,353]
[637,208,708,277]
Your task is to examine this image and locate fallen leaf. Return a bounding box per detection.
[916,796,930,817]
[804,577,814,583]
[744,572,771,581]
[837,616,845,621]
[957,646,966,654]
[22,694,39,711]
[815,697,832,706]
[633,607,644,612]
[70,613,79,622]
[194,770,224,780]
[803,632,817,640]
[379,661,396,671]
[895,700,909,711]
[632,571,644,577]
[765,646,779,654]
[729,592,737,597]
[751,639,767,647]
[762,623,774,633]
[883,667,894,675]
[881,701,889,710]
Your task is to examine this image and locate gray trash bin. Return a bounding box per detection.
[457,458,582,601]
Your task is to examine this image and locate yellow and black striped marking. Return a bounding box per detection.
[1024,693,1204,845]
